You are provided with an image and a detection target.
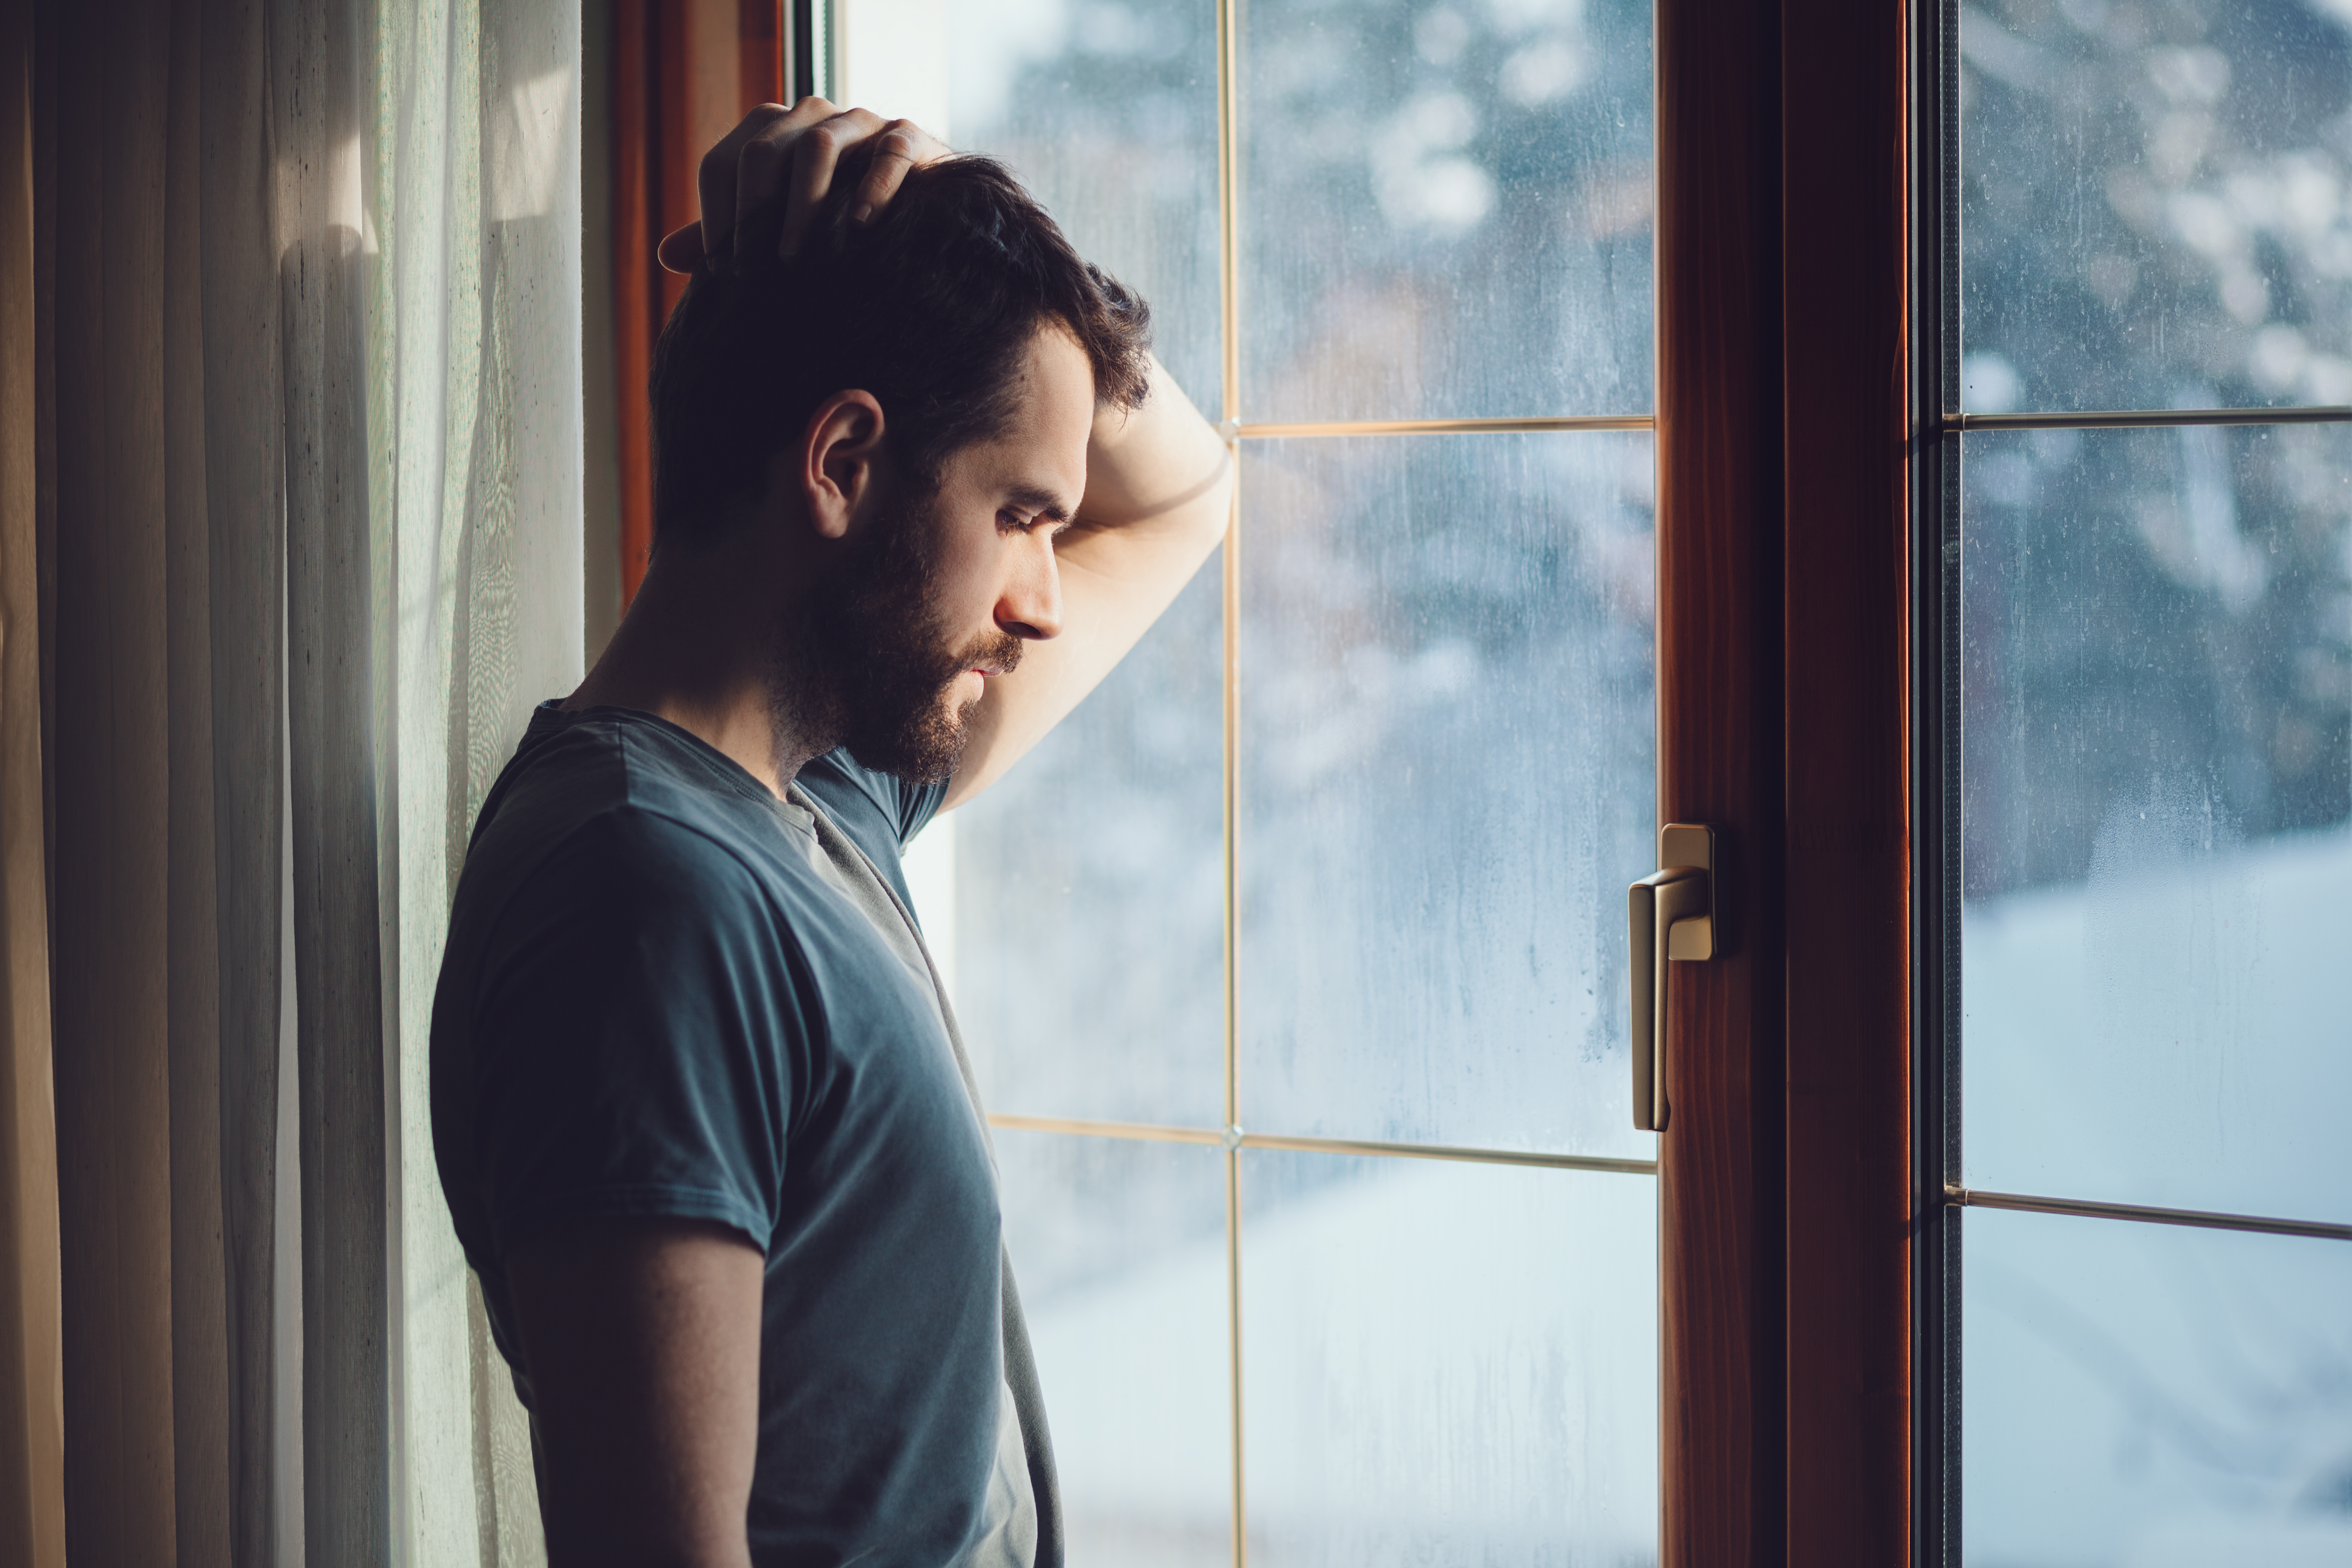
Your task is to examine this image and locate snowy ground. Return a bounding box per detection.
[1959,822,2352,1566]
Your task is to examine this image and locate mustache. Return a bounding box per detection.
[951,627,1024,680]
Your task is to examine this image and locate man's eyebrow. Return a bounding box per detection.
[1004,484,1074,525]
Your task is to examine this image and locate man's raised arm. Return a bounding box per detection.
[943,352,1231,807]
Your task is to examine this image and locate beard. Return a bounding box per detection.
[774,483,1023,784]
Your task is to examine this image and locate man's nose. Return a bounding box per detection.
[995,538,1064,641]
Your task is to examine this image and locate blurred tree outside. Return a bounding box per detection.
[1960,0,2352,898]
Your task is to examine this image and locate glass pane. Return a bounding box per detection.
[1958,425,2352,1218]
[951,557,1225,1128]
[1961,1,2352,415]
[942,0,1224,415]
[1238,434,1655,1157]
[840,0,1226,1127]
[1238,0,1654,423]
[1961,1206,2352,1567]
[998,1131,1232,1566]
[1239,1150,1657,1567]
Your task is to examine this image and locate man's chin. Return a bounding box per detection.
[840,691,977,785]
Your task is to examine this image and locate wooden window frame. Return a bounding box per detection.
[1654,0,1913,1562]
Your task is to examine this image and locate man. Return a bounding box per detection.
[430,100,1231,1568]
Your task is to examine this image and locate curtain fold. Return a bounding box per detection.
[273,1,395,1557]
[165,0,234,1561]
[0,3,67,1562]
[381,0,580,1560]
[26,1,581,1564]
[196,0,293,1561]
[47,10,185,1567]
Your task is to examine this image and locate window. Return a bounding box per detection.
[839,1,1661,1560]
[1926,3,2352,1562]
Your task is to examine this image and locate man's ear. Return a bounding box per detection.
[799,391,887,541]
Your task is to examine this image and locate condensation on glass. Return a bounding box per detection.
[1960,2,2352,415]
[939,0,1225,416]
[997,1131,1231,1568]
[954,559,1226,1129]
[1238,0,1654,423]
[1239,1150,1658,1568]
[1952,6,2352,1565]
[1961,1206,2352,1566]
[1238,432,1656,1156]
[1958,423,2352,1220]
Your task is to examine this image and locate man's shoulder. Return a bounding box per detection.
[456,708,804,935]
[483,703,770,828]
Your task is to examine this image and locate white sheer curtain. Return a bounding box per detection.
[281,0,581,1558]
[373,0,579,1563]
[21,1,580,1563]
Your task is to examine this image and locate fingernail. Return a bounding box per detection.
[850,202,874,226]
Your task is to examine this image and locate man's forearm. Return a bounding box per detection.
[1066,353,1232,561]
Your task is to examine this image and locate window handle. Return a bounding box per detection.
[1628,824,1715,1132]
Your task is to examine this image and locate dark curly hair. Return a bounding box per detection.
[648,149,1154,546]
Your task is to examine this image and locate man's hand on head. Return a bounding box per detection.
[656,99,953,277]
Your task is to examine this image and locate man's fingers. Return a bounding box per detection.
[668,101,939,272]
[849,124,924,226]
[729,113,806,264]
[656,222,704,275]
[777,108,885,257]
[693,103,795,263]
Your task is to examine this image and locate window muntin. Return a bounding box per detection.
[1946,4,2352,1562]
[847,0,1662,1559]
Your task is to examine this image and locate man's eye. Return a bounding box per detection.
[999,510,1033,533]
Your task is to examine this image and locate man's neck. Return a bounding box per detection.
[566,527,832,799]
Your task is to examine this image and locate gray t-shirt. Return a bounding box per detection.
[431,702,1051,1566]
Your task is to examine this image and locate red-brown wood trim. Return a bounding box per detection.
[739,0,782,115]
[613,2,778,607]
[611,0,655,603]
[1780,0,1913,1560]
[655,4,698,345]
[1655,0,1788,1563]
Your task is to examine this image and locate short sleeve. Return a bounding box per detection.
[465,810,803,1259]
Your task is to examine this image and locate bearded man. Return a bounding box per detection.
[430,101,1230,1568]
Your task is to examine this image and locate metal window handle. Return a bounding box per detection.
[1629,823,1716,1132]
